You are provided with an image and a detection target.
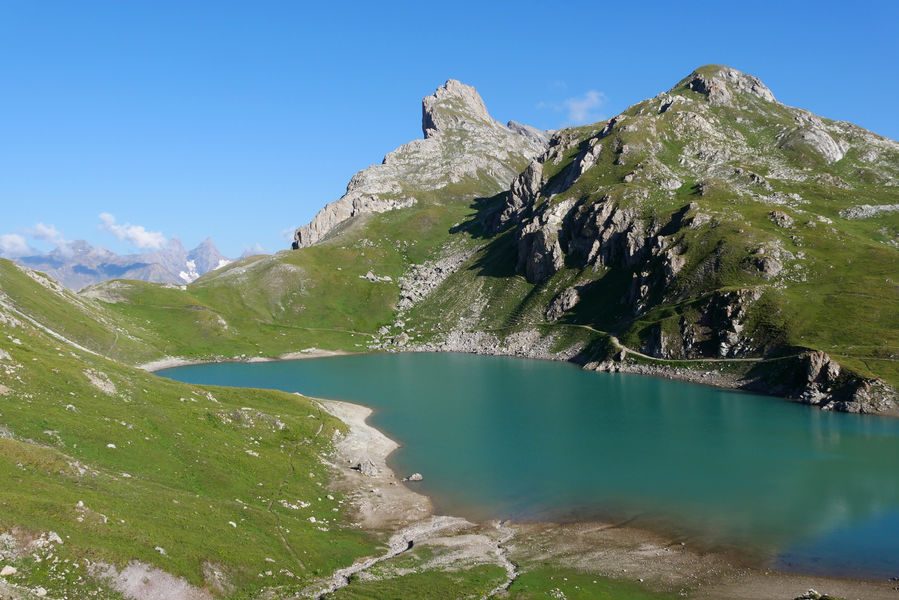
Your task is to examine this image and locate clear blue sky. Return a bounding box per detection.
[1,1,896,257]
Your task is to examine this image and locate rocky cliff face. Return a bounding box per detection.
[292,80,546,248]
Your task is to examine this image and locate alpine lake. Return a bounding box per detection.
[160,352,899,579]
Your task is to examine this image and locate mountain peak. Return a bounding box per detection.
[421,79,494,138]
[675,64,776,105]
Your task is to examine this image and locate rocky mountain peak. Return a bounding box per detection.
[187,237,230,274]
[421,79,494,138]
[676,64,776,106]
[293,80,546,249]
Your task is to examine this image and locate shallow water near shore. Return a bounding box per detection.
[160,352,899,579]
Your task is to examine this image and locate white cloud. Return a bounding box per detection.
[0,233,30,257]
[563,90,606,125]
[29,222,66,245]
[538,89,607,126]
[98,213,167,249]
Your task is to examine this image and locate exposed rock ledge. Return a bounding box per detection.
[839,203,899,219]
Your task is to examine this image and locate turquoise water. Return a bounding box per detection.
[160,352,899,578]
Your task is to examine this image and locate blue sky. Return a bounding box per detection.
[1,1,897,257]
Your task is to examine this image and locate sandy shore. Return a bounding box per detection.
[314,396,899,600]
[316,398,432,529]
[309,398,517,597]
[138,348,349,372]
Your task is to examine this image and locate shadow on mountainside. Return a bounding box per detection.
[449,191,508,239]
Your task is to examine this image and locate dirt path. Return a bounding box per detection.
[303,516,474,598]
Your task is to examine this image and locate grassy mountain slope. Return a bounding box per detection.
[406,66,899,405]
[0,256,676,598]
[1,260,382,598]
[86,184,490,362]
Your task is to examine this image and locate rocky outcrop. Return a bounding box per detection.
[293,197,415,248]
[778,126,845,163]
[680,65,776,106]
[293,80,546,248]
[567,200,650,271]
[786,351,896,413]
[515,199,575,283]
[642,288,762,360]
[506,120,550,146]
[492,159,544,231]
[546,287,580,321]
[839,203,899,219]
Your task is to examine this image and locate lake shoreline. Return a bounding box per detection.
[294,386,895,600]
[145,345,898,418]
[312,391,899,599]
[154,352,899,598]
[142,346,753,396]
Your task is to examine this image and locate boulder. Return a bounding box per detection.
[351,459,378,476]
[769,210,794,228]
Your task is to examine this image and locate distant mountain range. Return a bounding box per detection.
[9,237,233,290]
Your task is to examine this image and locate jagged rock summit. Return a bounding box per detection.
[292,79,547,248]
[421,79,493,137]
[677,64,777,106]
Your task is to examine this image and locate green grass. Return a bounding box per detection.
[0,271,379,598]
[328,565,507,599]
[507,567,680,600]
[84,194,485,362]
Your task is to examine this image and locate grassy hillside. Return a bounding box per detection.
[408,66,899,389]
[85,186,487,362]
[0,256,682,599]
[1,261,381,598]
